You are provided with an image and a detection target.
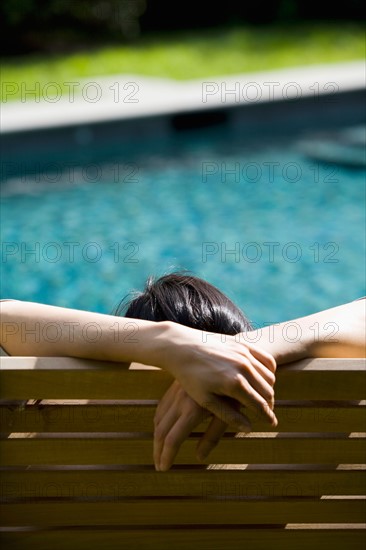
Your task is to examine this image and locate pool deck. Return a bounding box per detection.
[1,60,365,134]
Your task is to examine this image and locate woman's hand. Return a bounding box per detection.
[160,322,277,424]
[155,324,278,470]
[154,380,230,471]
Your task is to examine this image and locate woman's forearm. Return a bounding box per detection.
[0,300,170,366]
[244,299,366,365]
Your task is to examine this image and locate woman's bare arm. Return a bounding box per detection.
[0,300,277,436]
[243,298,366,364]
[0,300,170,364]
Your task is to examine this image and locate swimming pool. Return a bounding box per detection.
[1,102,365,326]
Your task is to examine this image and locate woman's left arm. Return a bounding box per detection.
[154,298,366,470]
[243,298,366,365]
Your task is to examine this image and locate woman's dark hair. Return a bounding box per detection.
[115,272,252,334]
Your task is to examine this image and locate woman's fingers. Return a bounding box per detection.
[154,382,209,471]
[154,383,183,468]
[155,403,203,471]
[242,341,277,374]
[196,415,229,461]
[201,394,252,433]
[154,381,178,427]
[247,353,276,388]
[154,403,180,470]
[236,355,275,409]
[227,376,278,427]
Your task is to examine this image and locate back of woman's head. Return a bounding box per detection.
[115,272,252,334]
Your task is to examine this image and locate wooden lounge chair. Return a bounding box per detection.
[0,356,365,549]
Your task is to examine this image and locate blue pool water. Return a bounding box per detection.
[1,125,365,326]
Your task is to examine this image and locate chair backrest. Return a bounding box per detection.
[0,356,365,550]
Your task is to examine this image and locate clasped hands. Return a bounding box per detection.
[154,326,277,471]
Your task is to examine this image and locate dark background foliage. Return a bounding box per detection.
[1,0,364,55]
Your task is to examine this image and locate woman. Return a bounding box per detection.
[118,273,366,470]
[1,274,365,471]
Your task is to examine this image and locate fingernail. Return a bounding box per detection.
[238,424,251,433]
[197,449,209,461]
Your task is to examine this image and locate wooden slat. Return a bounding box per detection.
[1,497,365,526]
[1,357,365,400]
[0,527,365,550]
[2,357,363,372]
[1,402,365,432]
[1,435,365,465]
[1,467,365,497]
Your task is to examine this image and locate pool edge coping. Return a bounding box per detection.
[1,60,365,134]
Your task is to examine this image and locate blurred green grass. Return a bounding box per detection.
[1,24,365,101]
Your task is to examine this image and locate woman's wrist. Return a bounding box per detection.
[148,321,199,376]
[246,320,312,365]
[135,320,176,370]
